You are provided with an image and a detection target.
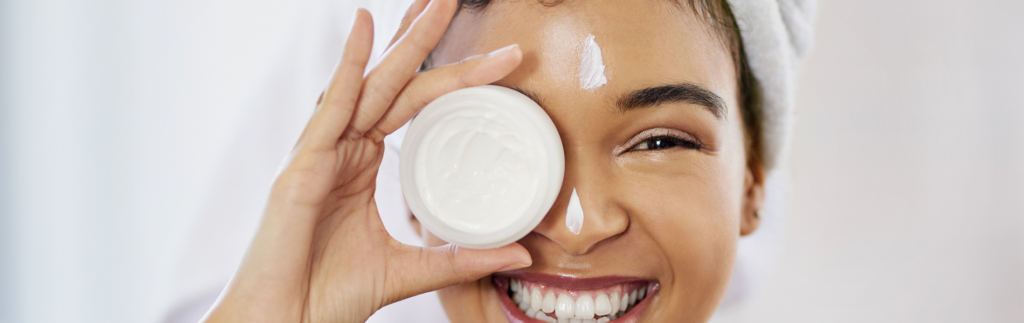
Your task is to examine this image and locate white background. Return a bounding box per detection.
[1,0,1021,322]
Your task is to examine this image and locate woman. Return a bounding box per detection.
[201,0,815,322]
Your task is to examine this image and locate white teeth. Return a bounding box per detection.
[514,286,529,311]
[519,292,530,311]
[574,294,595,319]
[531,287,543,312]
[609,291,620,314]
[619,294,628,314]
[510,280,653,322]
[556,293,575,319]
[594,293,611,316]
[526,308,538,319]
[542,292,556,313]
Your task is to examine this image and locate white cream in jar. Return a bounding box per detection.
[400,85,564,249]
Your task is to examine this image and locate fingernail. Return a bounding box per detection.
[486,44,520,58]
[352,7,367,24]
[497,262,531,272]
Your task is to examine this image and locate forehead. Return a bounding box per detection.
[432,0,738,110]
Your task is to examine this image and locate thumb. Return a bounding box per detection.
[386,242,532,302]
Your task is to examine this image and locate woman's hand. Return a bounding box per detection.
[203,0,530,322]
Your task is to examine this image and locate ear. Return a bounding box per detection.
[740,160,765,237]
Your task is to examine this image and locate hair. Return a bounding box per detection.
[445,0,763,173]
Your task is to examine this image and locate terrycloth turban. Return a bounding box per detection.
[706,0,818,306]
[732,0,818,171]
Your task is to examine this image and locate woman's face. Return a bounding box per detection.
[414,1,763,322]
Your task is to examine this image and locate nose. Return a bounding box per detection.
[531,152,629,255]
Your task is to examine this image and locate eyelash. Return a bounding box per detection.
[626,130,703,152]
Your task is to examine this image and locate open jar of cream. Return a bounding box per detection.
[399,85,564,249]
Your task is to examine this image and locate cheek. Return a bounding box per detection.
[618,144,748,232]
[613,146,748,304]
[436,280,491,323]
[619,156,743,258]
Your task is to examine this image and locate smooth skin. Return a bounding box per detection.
[420,0,764,322]
[205,0,764,322]
[204,0,531,322]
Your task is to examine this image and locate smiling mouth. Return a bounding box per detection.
[493,274,657,323]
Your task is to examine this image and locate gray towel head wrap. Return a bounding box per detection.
[719,0,817,305]
[728,0,818,171]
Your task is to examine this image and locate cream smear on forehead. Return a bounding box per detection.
[578,35,608,91]
[565,188,584,235]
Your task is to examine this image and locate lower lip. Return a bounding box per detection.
[492,276,656,323]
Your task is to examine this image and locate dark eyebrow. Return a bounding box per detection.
[616,83,726,120]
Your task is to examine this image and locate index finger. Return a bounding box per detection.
[343,0,458,139]
[386,0,431,52]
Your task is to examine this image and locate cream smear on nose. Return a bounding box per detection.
[578,35,608,90]
[417,110,538,234]
[565,188,584,235]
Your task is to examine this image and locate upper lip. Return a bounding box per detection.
[496,272,652,290]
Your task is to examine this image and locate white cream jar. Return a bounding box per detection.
[399,85,564,249]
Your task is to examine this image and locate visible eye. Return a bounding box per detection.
[629,135,702,151]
